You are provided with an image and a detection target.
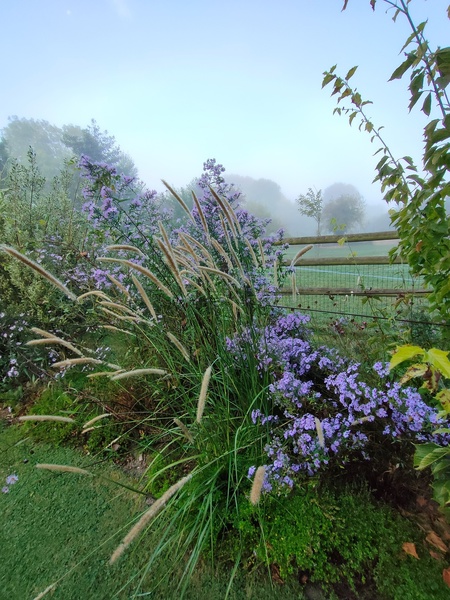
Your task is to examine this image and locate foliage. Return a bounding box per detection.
[390,342,450,515]
[0,149,90,326]
[1,116,70,182]
[296,187,323,236]
[322,193,366,233]
[323,0,450,322]
[233,481,449,599]
[229,314,449,493]
[62,119,138,179]
[0,310,58,400]
[6,154,450,597]
[1,116,138,183]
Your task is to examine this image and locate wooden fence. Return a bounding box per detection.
[274,231,428,302]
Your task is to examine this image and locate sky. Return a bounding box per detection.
[1,0,448,207]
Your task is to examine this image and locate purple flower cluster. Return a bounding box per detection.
[174,159,288,305]
[228,313,450,493]
[2,473,18,494]
[1,312,27,384]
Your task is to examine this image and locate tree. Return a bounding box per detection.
[62,119,138,178]
[322,193,365,233]
[296,187,323,235]
[2,117,71,181]
[0,137,9,175]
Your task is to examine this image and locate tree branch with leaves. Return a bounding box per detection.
[323,0,450,323]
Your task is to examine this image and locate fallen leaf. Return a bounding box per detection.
[402,542,419,559]
[443,567,450,588]
[270,563,284,585]
[430,550,443,561]
[416,495,428,508]
[426,531,448,553]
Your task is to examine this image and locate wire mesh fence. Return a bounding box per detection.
[277,233,430,322]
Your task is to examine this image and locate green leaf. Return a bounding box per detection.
[389,53,416,81]
[389,345,425,370]
[425,348,450,378]
[432,479,450,509]
[414,443,450,470]
[435,47,450,78]
[351,92,362,107]
[345,66,358,80]
[422,92,432,116]
[322,73,335,88]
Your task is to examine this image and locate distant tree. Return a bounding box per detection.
[0,137,9,175]
[62,119,138,178]
[322,194,366,232]
[2,117,71,181]
[296,187,323,236]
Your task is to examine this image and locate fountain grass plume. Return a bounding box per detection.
[174,418,195,444]
[0,245,77,301]
[105,244,146,257]
[250,466,266,505]
[109,473,193,564]
[98,257,174,298]
[155,238,187,296]
[191,190,210,237]
[208,187,238,237]
[290,244,313,267]
[99,306,145,323]
[210,238,234,272]
[82,413,112,428]
[27,334,83,357]
[196,365,212,423]
[77,290,112,302]
[131,275,158,320]
[19,415,75,424]
[52,357,122,370]
[167,332,191,363]
[110,368,168,381]
[36,463,92,475]
[162,180,195,223]
[106,274,130,297]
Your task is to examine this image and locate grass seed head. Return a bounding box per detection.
[250,466,266,505]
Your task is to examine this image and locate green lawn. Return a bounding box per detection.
[0,423,304,600]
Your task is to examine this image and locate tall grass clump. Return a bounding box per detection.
[6,157,450,598]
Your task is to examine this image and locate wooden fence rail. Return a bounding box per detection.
[275,231,429,298]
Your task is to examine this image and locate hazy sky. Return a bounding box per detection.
[1,0,448,206]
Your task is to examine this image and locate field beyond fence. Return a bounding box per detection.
[276,231,431,327]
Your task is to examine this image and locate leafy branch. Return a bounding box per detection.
[324,1,450,322]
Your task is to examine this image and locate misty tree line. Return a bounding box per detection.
[296,184,366,235]
[0,116,391,236]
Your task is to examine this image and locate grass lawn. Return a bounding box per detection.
[0,422,304,600]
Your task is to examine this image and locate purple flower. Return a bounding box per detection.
[6,474,18,485]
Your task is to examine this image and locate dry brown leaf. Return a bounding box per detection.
[426,531,448,553]
[429,550,443,561]
[443,567,450,588]
[402,542,419,559]
[270,564,284,585]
